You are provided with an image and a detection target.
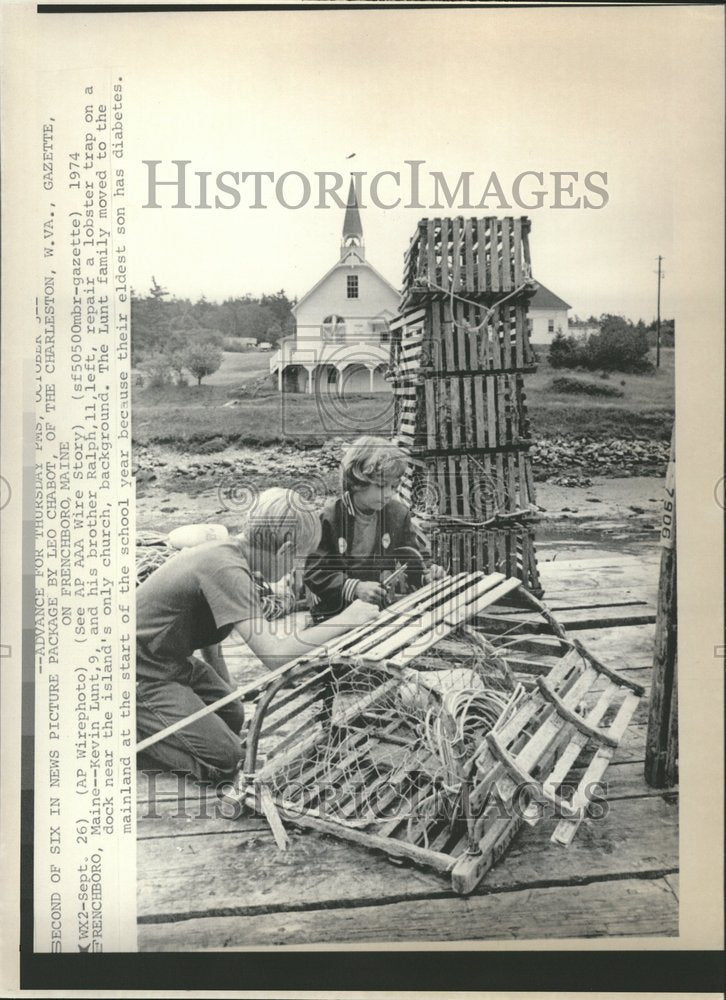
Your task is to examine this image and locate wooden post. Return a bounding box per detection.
[645,429,677,787]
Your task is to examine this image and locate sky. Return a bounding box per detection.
[39,6,711,320]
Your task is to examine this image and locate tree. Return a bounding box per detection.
[548,329,582,369]
[229,302,276,341]
[163,330,190,383]
[261,289,296,326]
[132,286,297,359]
[197,327,225,349]
[265,320,283,346]
[583,314,652,372]
[150,276,169,300]
[184,343,224,385]
[131,280,174,358]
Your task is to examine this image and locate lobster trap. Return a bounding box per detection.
[391,217,542,595]
[234,573,642,895]
[402,216,534,303]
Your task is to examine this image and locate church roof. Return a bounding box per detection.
[293,178,398,314]
[292,259,399,315]
[529,283,572,311]
[342,178,363,240]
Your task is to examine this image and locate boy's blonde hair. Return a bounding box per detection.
[341,436,408,494]
[244,487,321,555]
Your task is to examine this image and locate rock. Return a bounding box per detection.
[136,469,157,484]
[196,437,228,455]
[160,506,178,513]
[629,505,645,514]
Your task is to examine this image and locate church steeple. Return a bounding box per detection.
[340,178,365,262]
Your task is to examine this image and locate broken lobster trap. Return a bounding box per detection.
[235,573,643,895]
[390,215,541,594]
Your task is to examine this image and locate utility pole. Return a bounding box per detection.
[656,256,663,368]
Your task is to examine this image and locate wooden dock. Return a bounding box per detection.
[136,550,678,949]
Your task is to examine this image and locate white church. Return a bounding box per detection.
[270,182,400,394]
[270,190,574,390]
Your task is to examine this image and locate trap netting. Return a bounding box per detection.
[248,628,526,842]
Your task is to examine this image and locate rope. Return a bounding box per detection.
[425,226,536,333]
[409,276,534,336]
[412,508,538,530]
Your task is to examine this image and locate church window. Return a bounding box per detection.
[321,315,346,341]
[347,275,359,298]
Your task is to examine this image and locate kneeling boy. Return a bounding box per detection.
[136,487,378,780]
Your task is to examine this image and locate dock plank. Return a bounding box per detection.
[139,875,678,949]
[136,793,678,921]
[612,722,647,763]
[583,759,675,800]
[540,559,659,604]
[484,604,656,631]
[572,624,656,670]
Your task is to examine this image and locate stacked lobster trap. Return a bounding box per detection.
[232,573,643,895]
[389,216,542,593]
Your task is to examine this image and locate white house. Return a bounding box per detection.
[568,317,600,338]
[270,181,400,393]
[527,284,572,345]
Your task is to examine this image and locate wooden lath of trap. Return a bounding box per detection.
[391,216,541,594]
[233,575,643,895]
[402,216,533,301]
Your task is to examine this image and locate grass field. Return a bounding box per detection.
[132,348,675,449]
[203,349,273,386]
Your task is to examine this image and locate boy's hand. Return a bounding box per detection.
[268,573,296,613]
[353,580,387,605]
[340,598,380,625]
[424,563,447,582]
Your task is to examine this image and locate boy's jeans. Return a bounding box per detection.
[136,655,245,780]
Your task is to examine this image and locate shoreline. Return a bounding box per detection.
[134,442,667,552]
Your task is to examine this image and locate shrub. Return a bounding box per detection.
[551,376,624,398]
[223,338,254,353]
[581,315,653,373]
[140,356,173,388]
[197,328,225,350]
[549,316,654,374]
